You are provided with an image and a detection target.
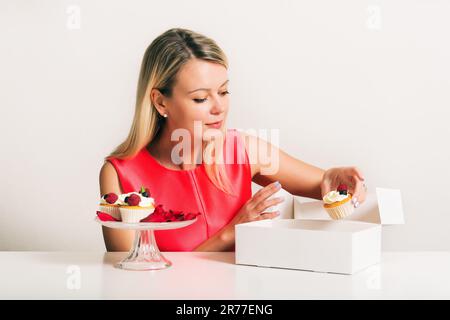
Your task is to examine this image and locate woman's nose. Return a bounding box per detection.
[210,95,226,114]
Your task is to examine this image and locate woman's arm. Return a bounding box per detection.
[240,132,325,200]
[193,226,235,252]
[240,131,367,203]
[99,161,135,252]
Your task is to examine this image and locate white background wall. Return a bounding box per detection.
[1,0,449,251]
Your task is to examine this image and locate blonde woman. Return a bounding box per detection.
[99,28,367,252]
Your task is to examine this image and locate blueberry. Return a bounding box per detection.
[124,196,129,203]
[339,190,347,195]
[142,192,149,197]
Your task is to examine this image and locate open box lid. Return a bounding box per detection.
[293,187,405,225]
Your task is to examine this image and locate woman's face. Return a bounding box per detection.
[154,58,230,141]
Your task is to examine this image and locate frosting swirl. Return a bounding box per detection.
[322,191,349,204]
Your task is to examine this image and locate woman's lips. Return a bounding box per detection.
[205,120,223,129]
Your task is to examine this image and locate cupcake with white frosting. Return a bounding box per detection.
[119,190,155,223]
[322,184,354,220]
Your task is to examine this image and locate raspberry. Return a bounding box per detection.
[337,184,348,195]
[126,194,141,206]
[104,193,118,204]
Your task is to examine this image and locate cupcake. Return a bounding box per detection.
[119,188,155,223]
[99,193,121,220]
[322,184,354,220]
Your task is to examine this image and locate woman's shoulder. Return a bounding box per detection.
[100,160,117,176]
[99,160,122,195]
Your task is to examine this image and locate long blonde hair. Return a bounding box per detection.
[107,28,235,195]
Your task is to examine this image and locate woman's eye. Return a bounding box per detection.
[193,91,230,104]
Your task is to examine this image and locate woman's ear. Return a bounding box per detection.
[150,88,167,117]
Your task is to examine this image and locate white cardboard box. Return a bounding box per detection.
[235,187,405,275]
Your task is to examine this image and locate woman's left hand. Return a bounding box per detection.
[320,167,367,208]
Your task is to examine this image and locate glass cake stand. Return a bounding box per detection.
[95,216,197,271]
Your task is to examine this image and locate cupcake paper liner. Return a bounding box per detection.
[119,207,155,223]
[324,200,354,220]
[98,205,121,220]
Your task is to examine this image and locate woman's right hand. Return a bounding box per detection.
[221,181,285,244]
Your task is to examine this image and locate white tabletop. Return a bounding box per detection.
[1,251,449,299]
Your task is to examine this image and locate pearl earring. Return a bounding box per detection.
[163,114,168,118]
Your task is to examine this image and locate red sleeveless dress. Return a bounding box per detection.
[107,129,252,251]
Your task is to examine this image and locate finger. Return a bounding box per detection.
[357,183,367,204]
[251,181,280,200]
[256,211,280,220]
[350,176,364,207]
[250,181,281,208]
[254,196,285,213]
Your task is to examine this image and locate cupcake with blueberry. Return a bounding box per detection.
[322,184,354,220]
[119,187,155,223]
[99,192,121,220]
